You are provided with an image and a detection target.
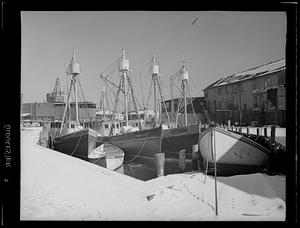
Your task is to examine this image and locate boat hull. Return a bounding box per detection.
[53,128,98,160]
[162,124,200,159]
[88,143,124,170]
[198,127,270,175]
[97,126,162,161]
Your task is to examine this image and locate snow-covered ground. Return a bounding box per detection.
[20,128,285,221]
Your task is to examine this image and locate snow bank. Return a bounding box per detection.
[21,128,151,220]
[146,173,285,221]
[21,128,285,221]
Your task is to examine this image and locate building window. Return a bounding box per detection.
[264,78,268,88]
[225,86,228,95]
[278,73,285,86]
[253,94,258,108]
[218,87,222,96]
[234,97,237,107]
[242,82,247,92]
[252,79,258,90]
[267,76,271,87]
[218,101,222,110]
[233,84,238,93]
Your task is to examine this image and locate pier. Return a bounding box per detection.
[21,127,285,220]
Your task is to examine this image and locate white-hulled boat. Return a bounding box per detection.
[88,143,124,171]
[198,127,271,176]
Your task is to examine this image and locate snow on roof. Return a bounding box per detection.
[21,113,31,117]
[205,59,285,90]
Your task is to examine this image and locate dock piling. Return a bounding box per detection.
[246,127,249,134]
[256,128,260,136]
[264,128,268,137]
[154,153,165,177]
[270,125,276,144]
[179,149,186,171]
[192,144,199,171]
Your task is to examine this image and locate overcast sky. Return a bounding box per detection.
[21,11,286,108]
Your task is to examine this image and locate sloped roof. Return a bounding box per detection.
[204,59,285,90]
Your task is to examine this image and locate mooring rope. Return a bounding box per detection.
[70,129,85,157]
[123,128,152,163]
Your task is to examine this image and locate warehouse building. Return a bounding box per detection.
[203,59,286,127]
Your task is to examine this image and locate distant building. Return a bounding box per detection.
[203,59,286,126]
[160,97,211,125]
[22,101,97,122]
[46,77,64,103]
[21,78,96,122]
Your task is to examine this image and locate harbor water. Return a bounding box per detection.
[114,157,194,181]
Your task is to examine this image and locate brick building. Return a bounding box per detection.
[203,59,286,127]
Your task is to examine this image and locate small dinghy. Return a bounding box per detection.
[88,143,124,171]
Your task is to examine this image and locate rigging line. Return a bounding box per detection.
[173,80,185,98]
[127,72,140,113]
[187,86,198,123]
[100,56,122,77]
[140,73,145,109]
[157,76,171,124]
[105,83,111,112]
[123,128,152,163]
[78,78,93,120]
[59,78,74,135]
[175,97,184,125]
[189,76,200,96]
[105,61,120,79]
[145,76,153,110]
[106,84,117,111]
[137,58,153,76]
[70,129,85,157]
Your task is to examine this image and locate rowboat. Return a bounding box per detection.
[88,143,124,170]
[198,127,271,176]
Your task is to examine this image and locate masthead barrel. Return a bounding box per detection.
[152,55,159,75]
[70,48,80,75]
[181,67,189,81]
[120,48,129,71]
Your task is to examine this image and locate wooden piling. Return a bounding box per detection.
[154,153,165,177]
[270,125,276,144]
[239,127,242,133]
[179,149,186,171]
[256,128,260,136]
[231,125,233,131]
[192,144,199,171]
[246,127,249,134]
[264,127,268,137]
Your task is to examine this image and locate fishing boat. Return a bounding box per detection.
[98,125,162,161]
[52,49,98,160]
[97,49,163,161]
[198,126,271,176]
[88,143,124,170]
[162,124,201,159]
[160,62,203,159]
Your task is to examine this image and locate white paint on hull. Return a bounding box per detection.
[199,128,270,166]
